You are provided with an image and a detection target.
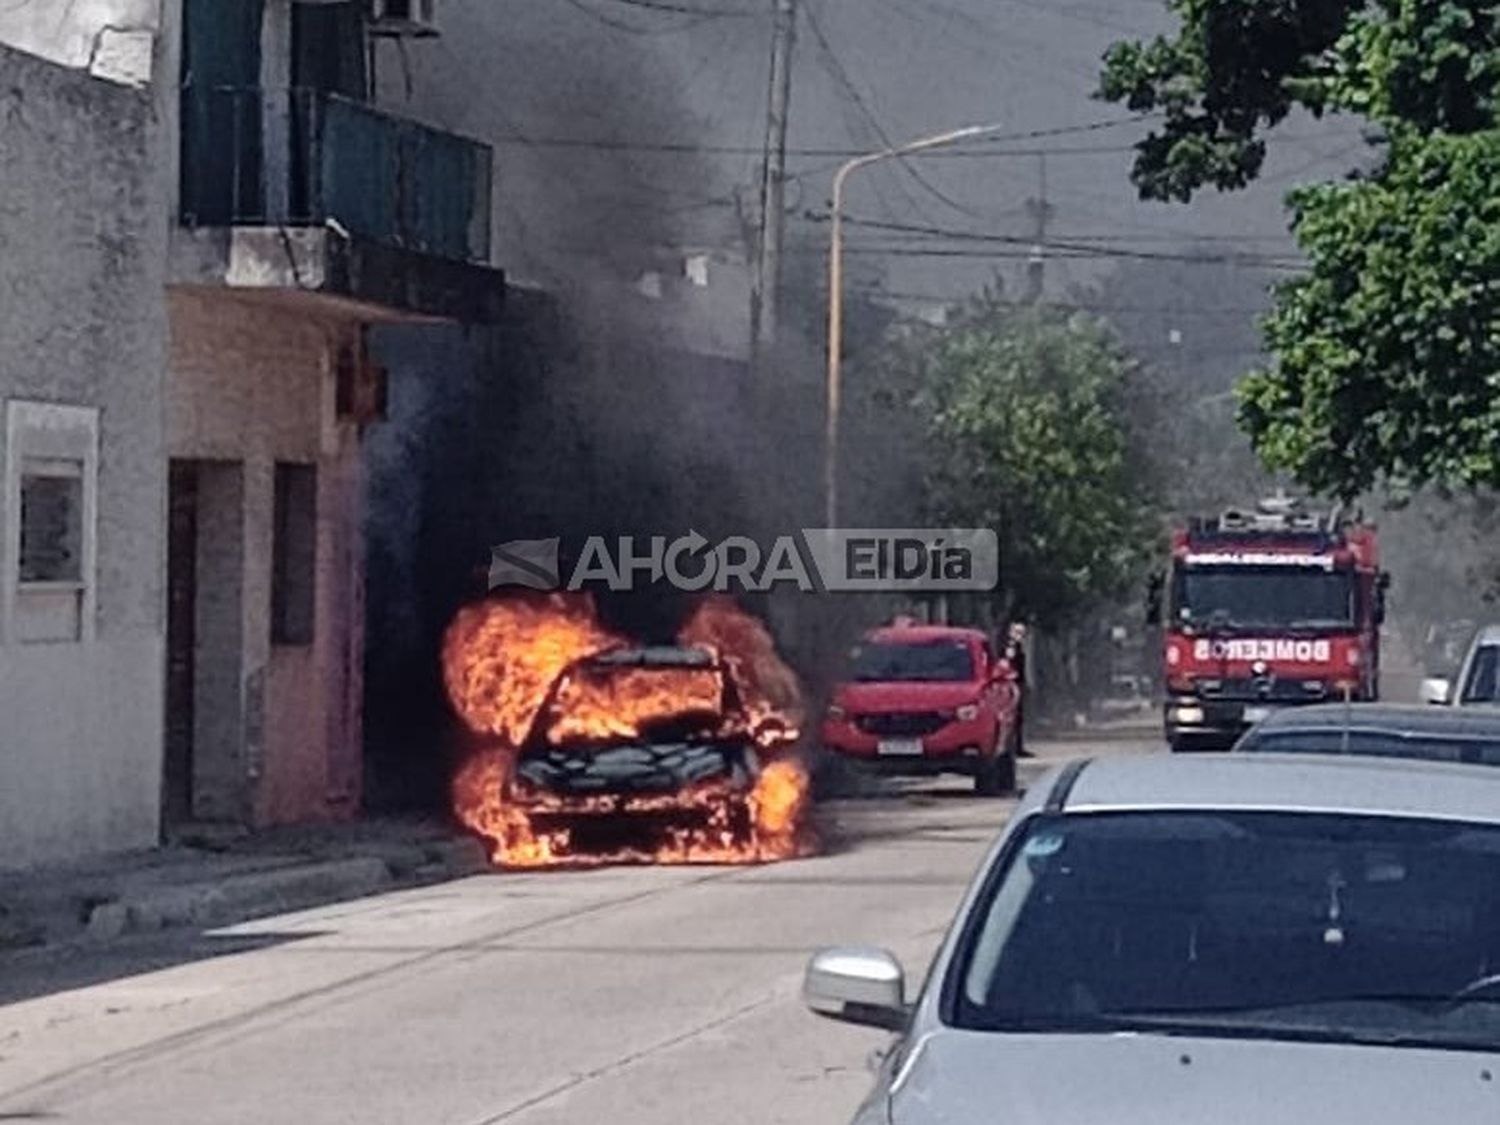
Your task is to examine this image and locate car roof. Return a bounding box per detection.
[584,645,718,668]
[1047,753,1500,826]
[1472,623,1500,646]
[866,625,985,644]
[1253,702,1500,737]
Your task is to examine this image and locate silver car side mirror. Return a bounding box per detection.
[804,946,909,1031]
[1420,677,1453,706]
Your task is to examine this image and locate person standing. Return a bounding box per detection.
[1004,622,1034,759]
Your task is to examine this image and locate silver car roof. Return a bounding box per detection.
[1046,753,1500,826]
[1471,623,1500,646]
[1252,702,1500,737]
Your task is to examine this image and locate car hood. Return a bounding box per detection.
[833,681,978,713]
[889,1029,1500,1125]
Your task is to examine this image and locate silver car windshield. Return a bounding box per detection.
[1463,646,1500,703]
[952,811,1500,1051]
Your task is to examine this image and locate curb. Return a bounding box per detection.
[79,836,494,944]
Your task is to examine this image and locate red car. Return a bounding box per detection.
[821,624,1022,794]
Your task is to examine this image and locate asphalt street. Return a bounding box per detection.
[0,731,1157,1125]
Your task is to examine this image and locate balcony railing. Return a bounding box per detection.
[180,86,491,264]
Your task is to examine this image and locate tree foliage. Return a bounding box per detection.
[867,296,1154,629]
[1099,0,1500,498]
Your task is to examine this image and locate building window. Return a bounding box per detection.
[4,401,98,644]
[272,462,316,645]
[20,460,84,583]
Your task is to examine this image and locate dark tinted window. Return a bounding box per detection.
[953,811,1500,1050]
[851,641,973,682]
[271,463,316,646]
[19,466,83,583]
[1463,647,1500,703]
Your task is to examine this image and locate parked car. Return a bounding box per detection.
[1232,702,1500,765]
[821,623,1021,794]
[805,753,1500,1124]
[1422,623,1500,706]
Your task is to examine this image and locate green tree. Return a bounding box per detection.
[867,294,1154,630]
[1099,0,1500,498]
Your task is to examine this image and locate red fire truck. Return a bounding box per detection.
[1150,495,1390,751]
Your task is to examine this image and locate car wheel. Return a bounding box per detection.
[998,724,1019,792]
[812,750,861,799]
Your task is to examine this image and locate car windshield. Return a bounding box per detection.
[1240,730,1500,765]
[1463,647,1500,703]
[540,662,728,745]
[953,811,1500,1051]
[1175,565,1354,630]
[850,640,973,682]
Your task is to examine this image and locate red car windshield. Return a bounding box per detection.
[850,640,974,683]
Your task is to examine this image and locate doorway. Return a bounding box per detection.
[163,459,247,837]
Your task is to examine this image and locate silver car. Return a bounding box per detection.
[1423,623,1500,706]
[805,754,1500,1124]
[1232,701,1500,764]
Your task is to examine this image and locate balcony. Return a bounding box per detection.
[174,86,503,321]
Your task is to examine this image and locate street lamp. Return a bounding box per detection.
[824,123,1008,528]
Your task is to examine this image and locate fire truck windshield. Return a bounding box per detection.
[1173,565,1355,631]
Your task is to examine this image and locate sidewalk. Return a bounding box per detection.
[0,817,489,951]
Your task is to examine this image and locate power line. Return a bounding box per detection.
[557,0,742,33]
[484,133,1155,158]
[801,242,1306,268]
[800,0,995,222]
[827,213,1299,255]
[850,287,1271,314]
[783,114,1162,182]
[606,0,759,13]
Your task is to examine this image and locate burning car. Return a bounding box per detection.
[509,645,767,852]
[445,591,812,867]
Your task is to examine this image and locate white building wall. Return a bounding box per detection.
[0,39,171,866]
[0,0,160,86]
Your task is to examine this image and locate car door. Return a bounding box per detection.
[978,639,1017,730]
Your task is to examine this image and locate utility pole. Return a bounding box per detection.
[824,123,1008,527]
[750,0,796,372]
[1023,154,1052,304]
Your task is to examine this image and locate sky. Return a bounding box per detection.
[384,0,1373,364]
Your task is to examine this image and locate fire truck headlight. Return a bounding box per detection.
[1251,660,1268,676]
[1172,705,1205,725]
[955,703,980,722]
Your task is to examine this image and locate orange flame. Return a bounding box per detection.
[679,595,805,750]
[442,591,622,745]
[443,592,815,869]
[544,664,726,745]
[452,747,814,869]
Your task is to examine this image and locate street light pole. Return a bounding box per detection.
[824,123,1008,528]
